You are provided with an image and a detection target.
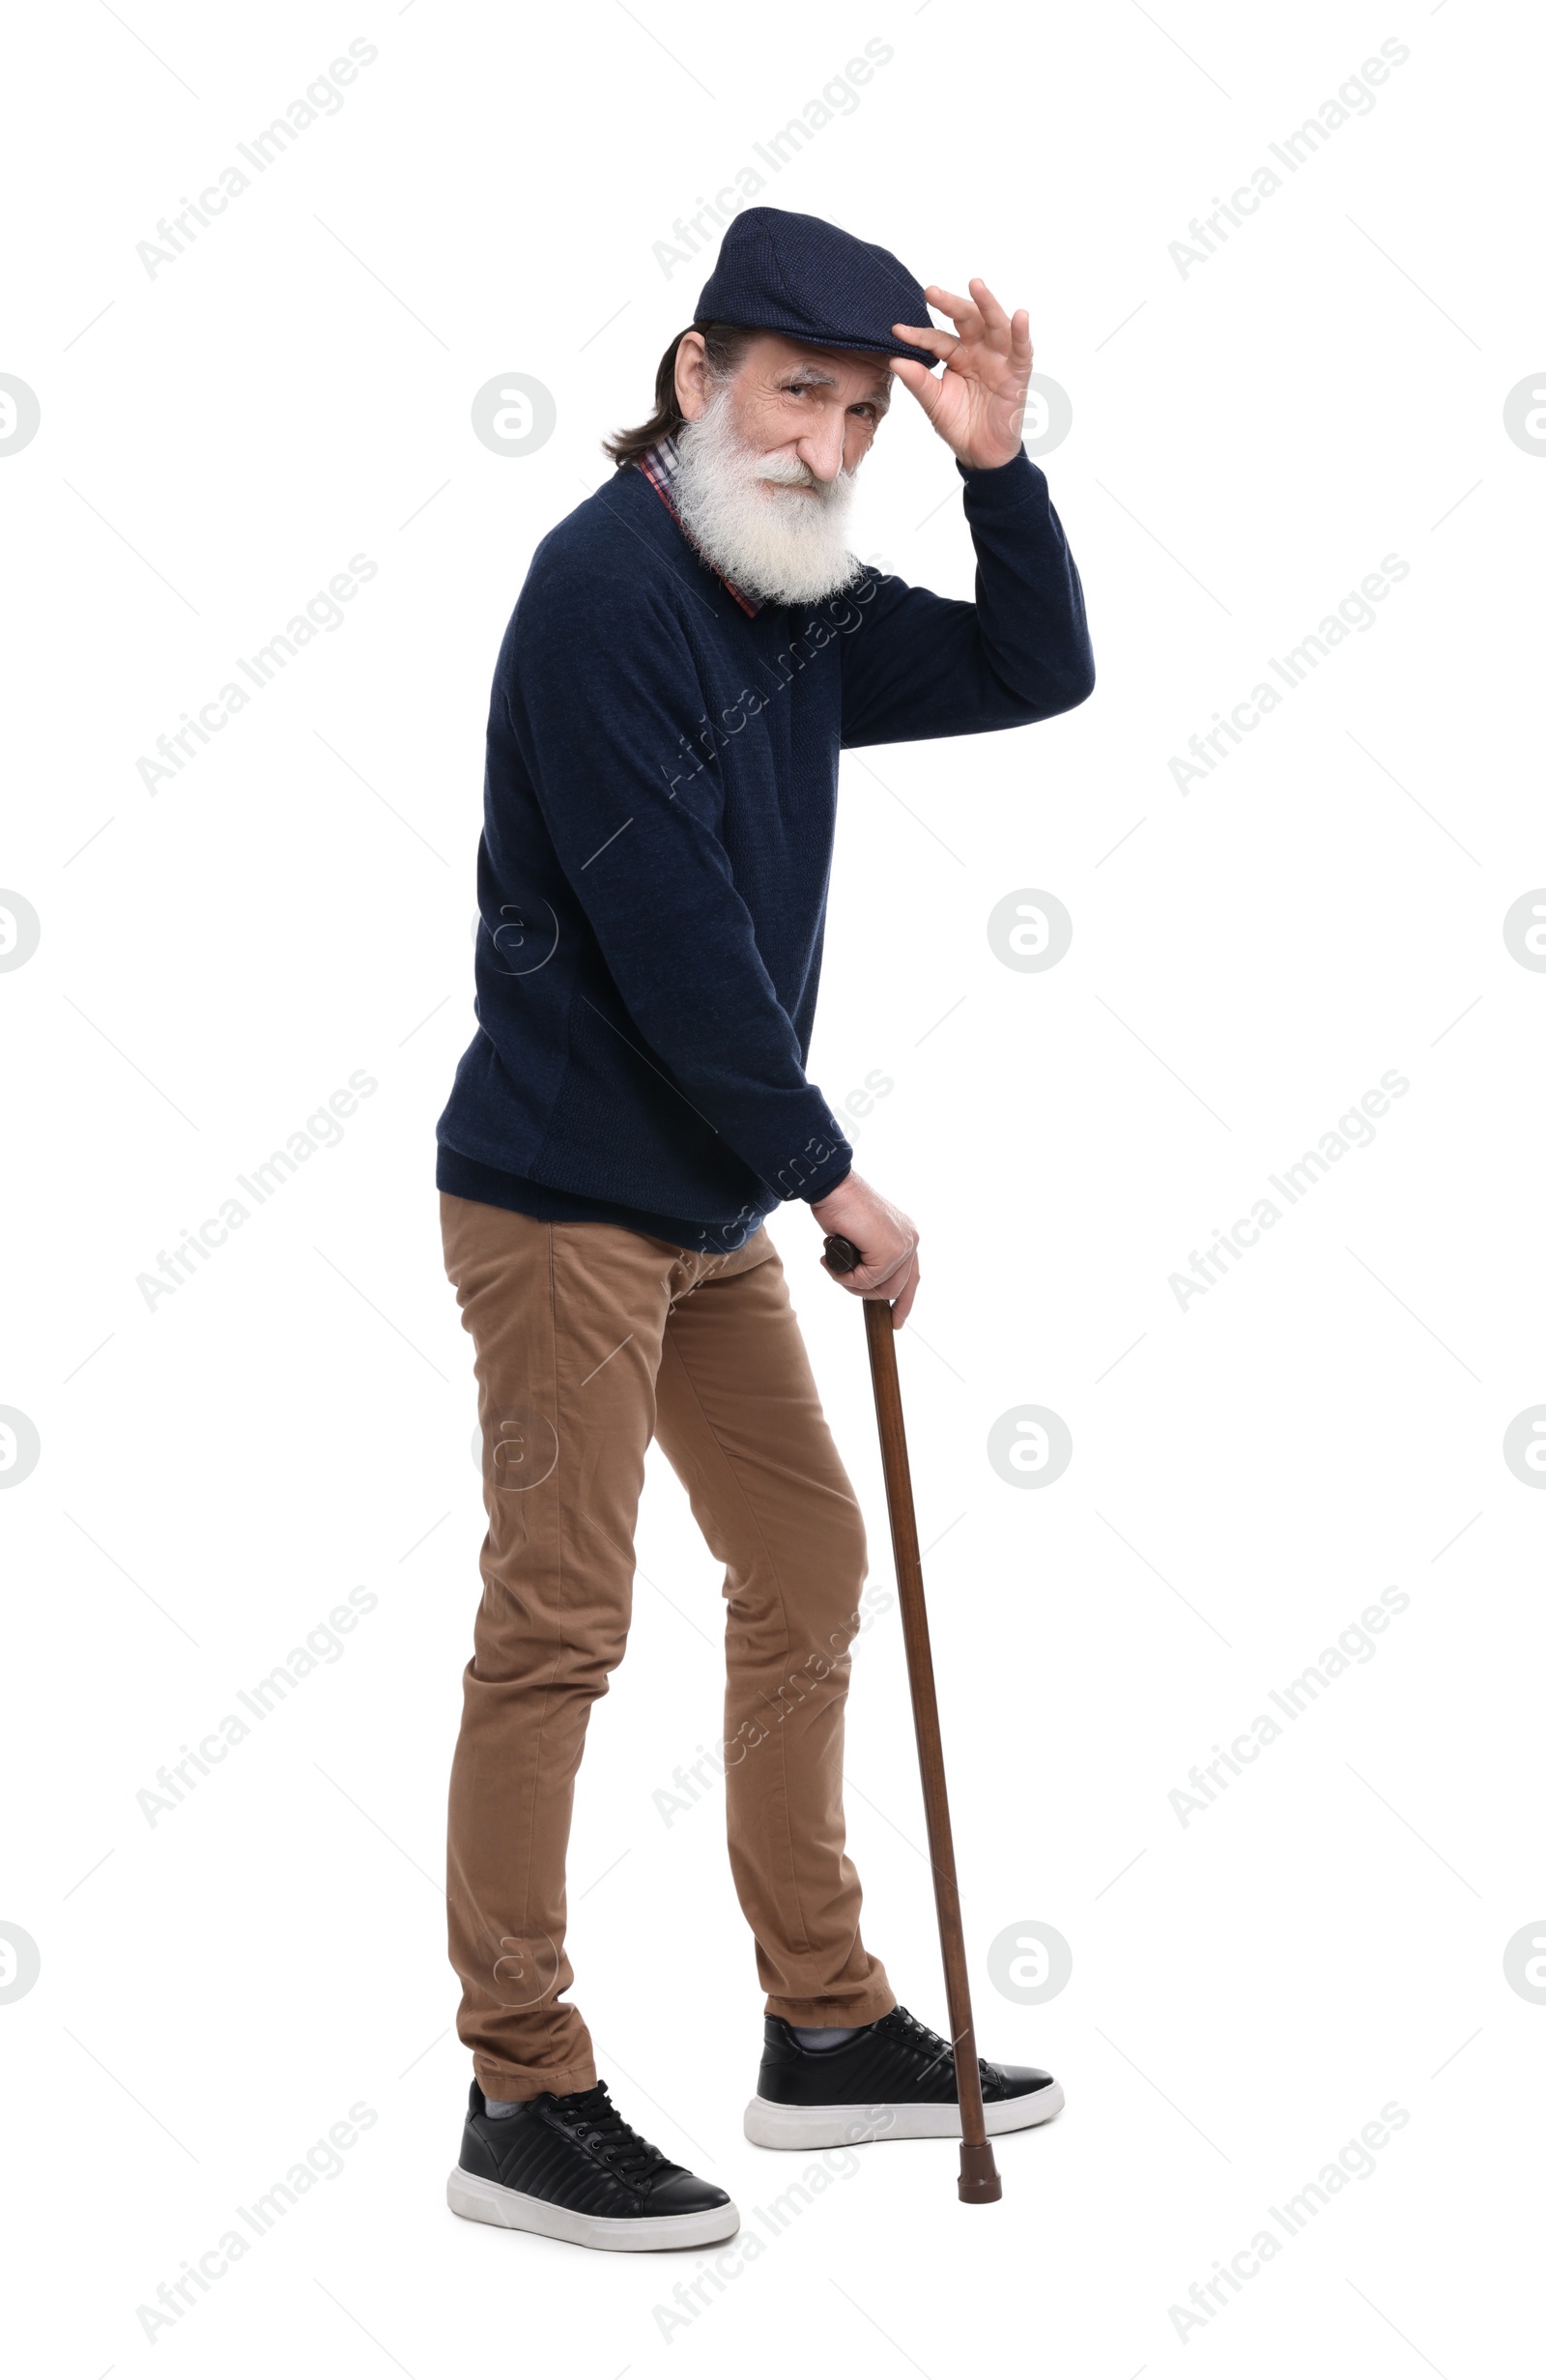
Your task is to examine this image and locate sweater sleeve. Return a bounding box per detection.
[838,449,1094,748]
[501,562,853,1205]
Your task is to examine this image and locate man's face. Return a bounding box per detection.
[668,331,892,605]
[676,331,893,486]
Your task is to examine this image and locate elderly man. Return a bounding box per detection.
[436,206,1093,2251]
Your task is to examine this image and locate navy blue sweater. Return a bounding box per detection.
[436,445,1093,1251]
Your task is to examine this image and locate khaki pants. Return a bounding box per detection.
[440,1192,895,2102]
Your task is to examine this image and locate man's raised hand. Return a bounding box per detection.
[889,277,1034,471]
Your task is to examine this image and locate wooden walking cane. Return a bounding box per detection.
[822,1233,1002,2205]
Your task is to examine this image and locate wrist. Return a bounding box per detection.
[956,441,1025,473]
[808,1168,853,1216]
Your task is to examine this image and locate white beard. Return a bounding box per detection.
[670,384,862,606]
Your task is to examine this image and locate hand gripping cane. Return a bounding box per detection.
[822,1233,1002,2204]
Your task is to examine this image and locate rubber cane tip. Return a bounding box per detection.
[958,2142,1003,2202]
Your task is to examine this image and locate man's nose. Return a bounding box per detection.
[797,417,847,484]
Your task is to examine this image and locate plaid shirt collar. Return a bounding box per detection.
[636,435,764,617]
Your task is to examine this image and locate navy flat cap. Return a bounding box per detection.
[695,206,939,369]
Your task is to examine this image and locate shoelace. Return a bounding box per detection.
[885,2005,997,2081]
[549,2083,669,2185]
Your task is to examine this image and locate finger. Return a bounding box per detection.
[841,1241,917,1299]
[888,357,943,416]
[1010,306,1033,365]
[850,1253,913,1298]
[891,321,959,362]
[891,1255,921,1328]
[922,283,985,338]
[968,276,1013,343]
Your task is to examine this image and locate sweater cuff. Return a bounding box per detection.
[756,1090,853,1206]
[800,1159,852,1207]
[955,445,1045,499]
[789,1125,853,1203]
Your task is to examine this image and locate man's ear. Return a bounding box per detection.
[674,330,709,422]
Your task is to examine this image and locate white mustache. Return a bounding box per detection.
[756,453,845,495]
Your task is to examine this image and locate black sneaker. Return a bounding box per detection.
[744,2004,1064,2151]
[447,2079,738,2252]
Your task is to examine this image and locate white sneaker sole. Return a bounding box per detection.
[446,2165,740,2252]
[742,2080,1065,2151]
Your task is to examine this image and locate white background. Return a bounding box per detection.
[4,1,1543,2372]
